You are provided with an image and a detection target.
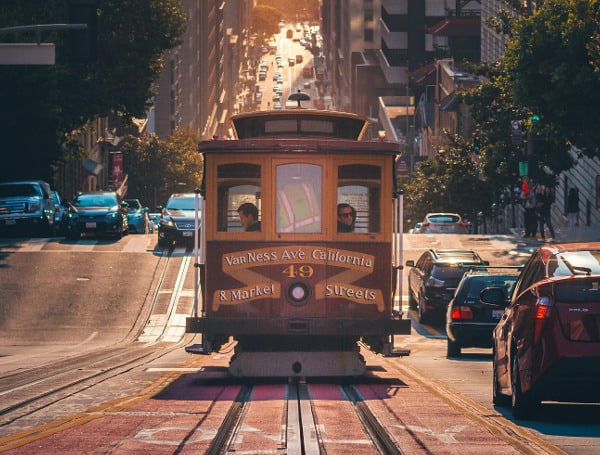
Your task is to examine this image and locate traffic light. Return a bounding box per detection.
[68,3,97,64]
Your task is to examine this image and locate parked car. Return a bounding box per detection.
[483,243,600,419]
[409,222,422,234]
[51,190,68,236]
[418,212,467,234]
[65,191,129,240]
[148,212,161,233]
[406,249,489,324]
[0,180,55,237]
[124,198,149,234]
[157,193,201,247]
[446,268,520,357]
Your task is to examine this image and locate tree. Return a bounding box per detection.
[403,134,494,231]
[502,0,600,157]
[0,0,187,183]
[120,128,203,209]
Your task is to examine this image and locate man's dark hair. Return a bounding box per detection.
[238,202,258,220]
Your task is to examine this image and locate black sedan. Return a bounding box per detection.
[157,193,201,247]
[65,192,129,240]
[446,269,519,357]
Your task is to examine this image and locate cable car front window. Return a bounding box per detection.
[276,163,322,233]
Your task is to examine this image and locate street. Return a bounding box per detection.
[0,233,598,453]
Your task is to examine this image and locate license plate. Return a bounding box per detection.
[85,222,97,228]
[492,309,504,319]
[183,231,193,237]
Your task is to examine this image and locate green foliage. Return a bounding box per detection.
[502,0,600,156]
[0,0,187,183]
[403,134,494,230]
[121,128,203,209]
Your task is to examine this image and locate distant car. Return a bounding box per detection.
[51,190,68,236]
[446,269,519,357]
[148,212,161,233]
[124,198,149,234]
[303,81,311,89]
[484,243,600,419]
[406,249,489,324]
[65,191,128,240]
[157,193,201,247]
[418,212,467,234]
[409,222,422,234]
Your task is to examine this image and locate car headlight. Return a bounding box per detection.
[160,218,174,227]
[105,212,117,220]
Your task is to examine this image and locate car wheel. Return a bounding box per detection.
[446,338,461,357]
[492,350,510,406]
[417,294,429,324]
[511,354,539,420]
[158,237,170,248]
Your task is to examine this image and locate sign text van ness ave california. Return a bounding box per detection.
[223,246,374,271]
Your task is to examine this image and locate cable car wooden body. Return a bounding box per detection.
[186,108,410,377]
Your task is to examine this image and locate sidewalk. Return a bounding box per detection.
[509,225,600,243]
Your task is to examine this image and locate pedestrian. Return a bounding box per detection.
[237,202,261,232]
[566,187,580,227]
[521,177,537,238]
[536,185,555,241]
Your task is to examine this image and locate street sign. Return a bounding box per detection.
[511,120,522,145]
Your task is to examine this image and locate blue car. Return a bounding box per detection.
[65,192,129,240]
[124,198,149,234]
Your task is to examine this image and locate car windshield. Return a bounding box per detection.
[432,265,473,280]
[464,275,518,299]
[0,184,41,198]
[166,197,196,211]
[427,214,460,223]
[550,250,600,276]
[125,200,142,210]
[74,194,117,207]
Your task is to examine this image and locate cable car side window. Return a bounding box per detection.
[217,163,261,232]
[276,163,322,233]
[337,164,381,233]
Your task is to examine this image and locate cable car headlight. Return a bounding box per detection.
[286,281,311,306]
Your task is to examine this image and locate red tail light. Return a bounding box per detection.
[533,296,553,343]
[451,306,473,320]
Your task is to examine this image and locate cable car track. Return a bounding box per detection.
[205,380,405,454]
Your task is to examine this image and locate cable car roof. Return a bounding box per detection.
[229,109,370,140]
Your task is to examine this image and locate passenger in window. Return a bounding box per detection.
[337,203,355,232]
[238,203,261,232]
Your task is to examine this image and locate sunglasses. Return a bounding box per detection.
[338,212,353,217]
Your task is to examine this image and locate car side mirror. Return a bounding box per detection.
[480,287,507,306]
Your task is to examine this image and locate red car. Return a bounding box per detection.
[483,243,600,419]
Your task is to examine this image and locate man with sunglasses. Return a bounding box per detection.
[337,203,356,232]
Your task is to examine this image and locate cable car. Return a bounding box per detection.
[186,98,410,377]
